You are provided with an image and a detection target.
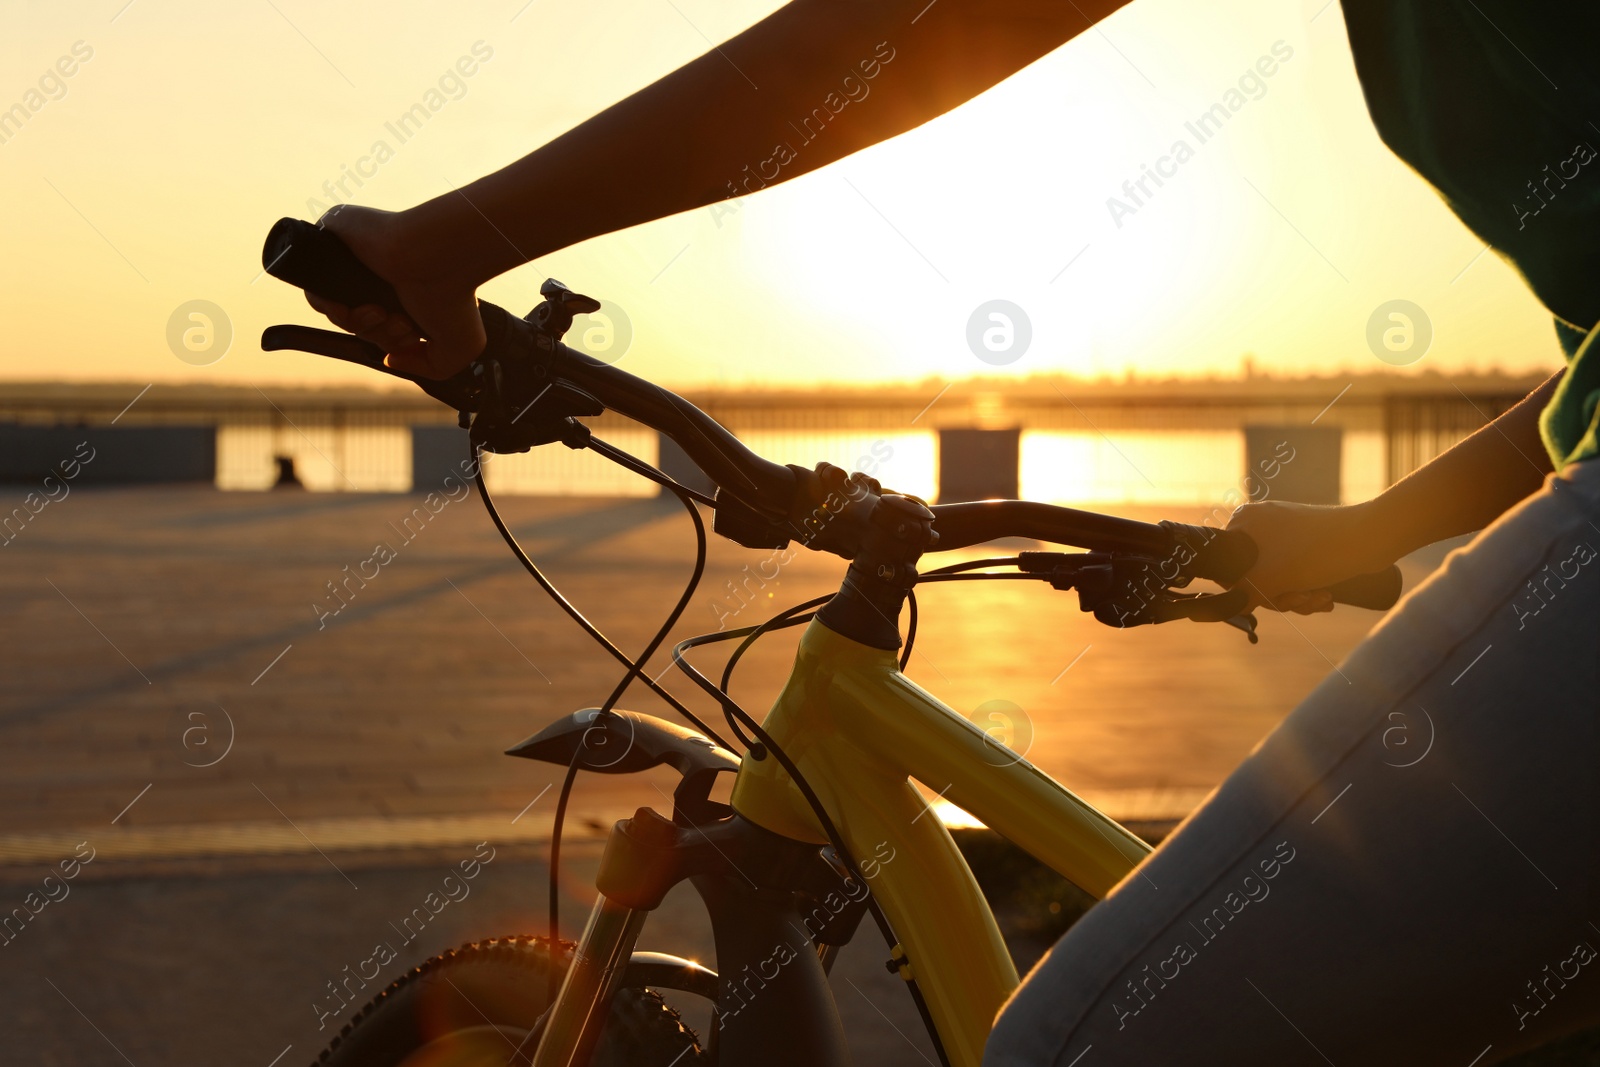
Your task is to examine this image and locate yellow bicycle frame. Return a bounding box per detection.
[730,619,1152,1067]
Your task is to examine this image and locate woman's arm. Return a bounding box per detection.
[413,0,1120,279]
[1228,370,1561,612]
[311,0,1128,378]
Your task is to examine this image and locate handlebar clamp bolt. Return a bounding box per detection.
[876,564,895,581]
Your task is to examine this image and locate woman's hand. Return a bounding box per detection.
[303,205,488,381]
[1225,373,1562,614]
[1224,500,1395,614]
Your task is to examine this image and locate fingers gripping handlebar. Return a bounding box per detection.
[262,219,798,500]
[1157,519,1401,611]
[1011,517,1401,637]
[259,217,1403,617]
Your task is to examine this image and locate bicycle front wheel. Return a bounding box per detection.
[314,936,706,1067]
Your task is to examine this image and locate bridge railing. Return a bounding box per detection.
[0,379,1545,502]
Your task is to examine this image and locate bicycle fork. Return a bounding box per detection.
[532,893,647,1067]
[532,804,862,1067]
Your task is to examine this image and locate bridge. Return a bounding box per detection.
[0,373,1545,505]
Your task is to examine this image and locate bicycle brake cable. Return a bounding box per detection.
[669,599,823,751]
[470,445,731,748]
[907,557,1030,670]
[685,563,1054,740]
[673,601,954,1067]
[902,589,918,671]
[673,561,1083,1064]
[488,441,1011,1066]
[613,555,1130,1061]
[923,556,1025,575]
[715,597,830,750]
[588,435,718,508]
[470,438,718,994]
[587,445,709,717]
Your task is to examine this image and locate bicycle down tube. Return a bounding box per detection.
[729,620,1149,1067]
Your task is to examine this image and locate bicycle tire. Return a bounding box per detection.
[313,936,706,1066]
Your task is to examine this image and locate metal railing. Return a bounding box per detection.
[0,376,1546,496]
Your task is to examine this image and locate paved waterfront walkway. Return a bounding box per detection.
[0,486,1470,1064]
[3,487,1422,847]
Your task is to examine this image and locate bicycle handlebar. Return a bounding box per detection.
[260,217,1402,613]
[931,502,1399,611]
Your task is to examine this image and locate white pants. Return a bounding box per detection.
[985,461,1600,1066]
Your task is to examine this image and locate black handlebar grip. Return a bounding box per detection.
[1176,524,1402,611]
[261,218,408,319]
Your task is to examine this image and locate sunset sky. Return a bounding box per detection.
[0,0,1566,390]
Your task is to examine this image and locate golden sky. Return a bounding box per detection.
[0,0,1565,389]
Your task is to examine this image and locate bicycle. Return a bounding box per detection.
[259,218,1401,1067]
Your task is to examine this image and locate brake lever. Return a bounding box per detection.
[260,324,484,411]
[1150,586,1250,624]
[260,216,619,455]
[1224,613,1260,644]
[457,288,607,454]
[1023,551,1262,643]
[261,280,608,455]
